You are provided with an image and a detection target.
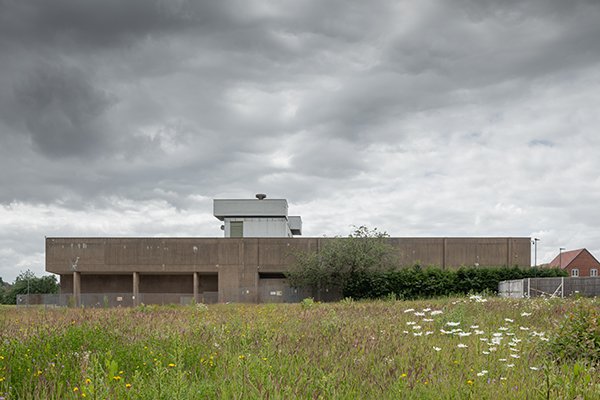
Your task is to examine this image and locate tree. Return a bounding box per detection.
[286,226,396,296]
[0,276,9,304]
[2,270,59,304]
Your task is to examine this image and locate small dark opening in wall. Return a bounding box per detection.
[259,272,287,279]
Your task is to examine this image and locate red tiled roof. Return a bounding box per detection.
[548,248,585,269]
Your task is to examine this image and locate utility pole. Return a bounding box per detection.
[532,238,540,267]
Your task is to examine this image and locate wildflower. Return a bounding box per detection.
[519,326,529,331]
[433,346,442,352]
[406,321,416,325]
[401,373,407,378]
[126,383,132,389]
[425,331,434,335]
[85,378,91,385]
[530,367,539,371]
[477,370,488,377]
[499,358,507,362]
[457,343,468,348]
[413,332,423,337]
[520,312,531,317]
[0,377,5,382]
[504,318,514,323]
[458,332,472,337]
[423,308,431,312]
[73,387,79,392]
[430,310,443,316]
[510,354,520,359]
[498,327,509,331]
[404,308,415,313]
[506,364,515,368]
[482,351,490,355]
[168,363,176,368]
[412,325,422,330]
[474,330,485,335]
[423,318,434,322]
[414,312,425,317]
[113,376,121,381]
[470,325,479,329]
[238,355,245,360]
[467,380,474,385]
[446,321,460,327]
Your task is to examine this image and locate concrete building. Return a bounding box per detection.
[214,194,302,238]
[548,248,600,278]
[45,195,532,305]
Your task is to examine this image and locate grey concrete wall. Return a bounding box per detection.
[48,236,530,302]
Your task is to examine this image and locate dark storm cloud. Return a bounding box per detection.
[11,63,114,157]
[1,0,600,280]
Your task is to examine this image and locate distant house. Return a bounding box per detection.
[548,248,600,278]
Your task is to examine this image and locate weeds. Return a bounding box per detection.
[0,297,598,399]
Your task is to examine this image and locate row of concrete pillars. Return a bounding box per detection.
[71,271,203,307]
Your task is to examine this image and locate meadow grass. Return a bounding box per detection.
[0,296,598,399]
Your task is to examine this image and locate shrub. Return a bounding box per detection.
[548,303,600,365]
[342,265,567,300]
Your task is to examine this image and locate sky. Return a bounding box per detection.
[1,0,600,282]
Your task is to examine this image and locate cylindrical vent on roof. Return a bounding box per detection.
[255,193,267,200]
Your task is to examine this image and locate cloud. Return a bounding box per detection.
[1,0,600,281]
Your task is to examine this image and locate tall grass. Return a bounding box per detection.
[0,297,598,399]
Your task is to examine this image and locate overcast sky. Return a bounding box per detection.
[1,0,600,281]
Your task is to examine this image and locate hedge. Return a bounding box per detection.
[342,265,567,300]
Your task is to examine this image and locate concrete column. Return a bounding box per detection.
[193,272,199,304]
[73,271,81,307]
[133,272,140,306]
[442,238,447,270]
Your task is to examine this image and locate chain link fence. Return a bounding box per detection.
[17,292,219,308]
[499,277,600,298]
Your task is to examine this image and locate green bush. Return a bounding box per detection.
[342,265,567,300]
[548,303,600,365]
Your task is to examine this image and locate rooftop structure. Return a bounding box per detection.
[213,194,302,237]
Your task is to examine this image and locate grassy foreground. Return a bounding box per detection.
[0,297,598,399]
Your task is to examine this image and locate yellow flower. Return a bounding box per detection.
[238,355,245,360]
[85,378,91,385]
[467,380,474,385]
[400,373,407,378]
[0,377,5,382]
[73,387,79,392]
[0,355,4,360]
[113,375,121,381]
[168,363,176,368]
[126,383,132,389]
[36,370,43,376]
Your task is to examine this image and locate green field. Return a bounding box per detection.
[0,297,598,399]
